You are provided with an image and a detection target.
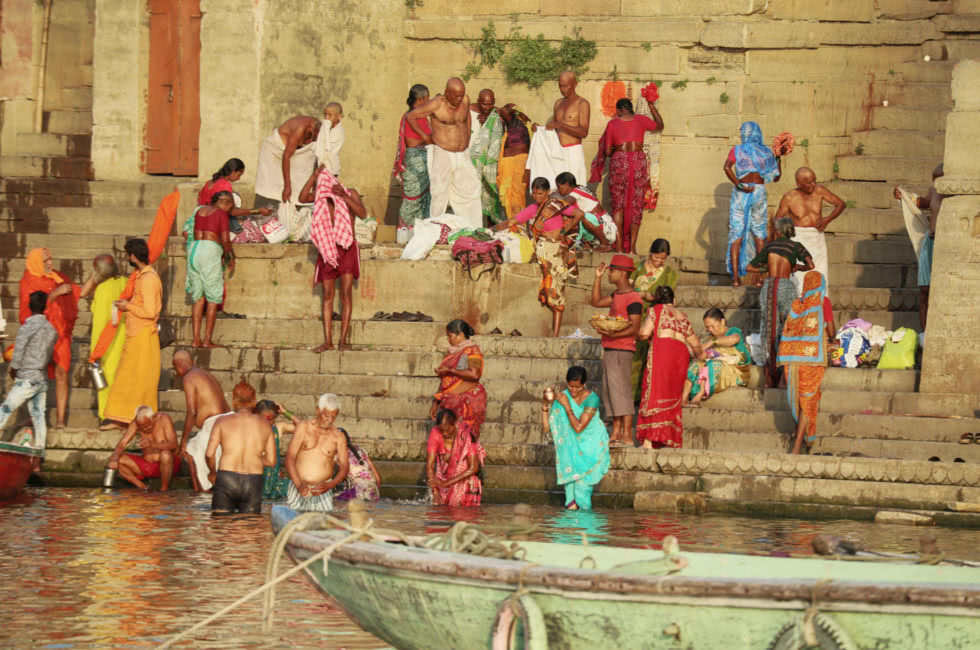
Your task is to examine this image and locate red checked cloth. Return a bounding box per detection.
[311,166,354,270]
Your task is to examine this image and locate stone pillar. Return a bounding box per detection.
[919,60,980,395]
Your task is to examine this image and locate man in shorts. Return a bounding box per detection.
[106,406,179,491]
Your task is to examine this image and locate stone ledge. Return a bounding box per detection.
[936,176,980,195]
[404,18,703,44]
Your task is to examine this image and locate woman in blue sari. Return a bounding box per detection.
[541,366,610,511]
[723,121,784,286]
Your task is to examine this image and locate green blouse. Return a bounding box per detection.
[630,263,678,307]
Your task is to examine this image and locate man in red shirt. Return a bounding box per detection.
[590,255,644,445]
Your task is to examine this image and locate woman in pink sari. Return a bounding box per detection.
[636,286,704,449]
[431,319,487,439]
[426,409,486,506]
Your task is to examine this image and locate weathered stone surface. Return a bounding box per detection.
[406,18,703,45]
[765,0,874,21]
[814,21,941,46]
[413,0,538,16]
[933,14,980,32]
[634,491,707,513]
[943,113,980,182]
[951,60,980,112]
[623,0,766,16]
[746,47,920,80]
[877,0,952,19]
[702,20,818,49]
[874,510,935,525]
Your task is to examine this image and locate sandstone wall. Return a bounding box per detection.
[920,59,980,394]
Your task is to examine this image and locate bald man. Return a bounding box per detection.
[773,167,845,296]
[315,102,345,176]
[106,406,178,491]
[469,89,505,225]
[172,349,232,492]
[254,115,321,211]
[405,77,483,228]
[526,71,590,190]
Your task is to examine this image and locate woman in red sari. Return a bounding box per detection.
[636,286,704,449]
[430,319,487,440]
[19,248,81,428]
[426,409,486,507]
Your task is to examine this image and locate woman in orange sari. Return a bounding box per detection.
[19,248,81,428]
[430,319,487,440]
[426,409,486,506]
[636,286,704,449]
[778,271,834,454]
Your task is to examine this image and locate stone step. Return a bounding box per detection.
[814,436,980,464]
[0,178,177,210]
[60,87,93,111]
[823,207,906,236]
[0,206,158,235]
[872,82,952,110]
[0,156,94,181]
[46,109,92,135]
[708,386,975,418]
[853,130,945,159]
[870,106,947,132]
[684,407,979,443]
[824,180,910,210]
[886,61,955,84]
[14,133,69,157]
[0,232,127,261]
[837,155,940,183]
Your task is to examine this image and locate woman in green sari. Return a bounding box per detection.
[630,238,679,401]
[684,308,753,404]
[541,366,610,511]
[255,399,297,500]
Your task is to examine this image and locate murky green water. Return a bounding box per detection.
[2,488,978,648]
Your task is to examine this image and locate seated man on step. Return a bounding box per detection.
[106,406,179,491]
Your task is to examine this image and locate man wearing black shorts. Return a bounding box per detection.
[205,381,276,514]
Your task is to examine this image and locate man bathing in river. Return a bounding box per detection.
[285,393,350,512]
[205,380,276,514]
[773,167,845,296]
[404,77,482,227]
[174,349,232,492]
[107,406,178,491]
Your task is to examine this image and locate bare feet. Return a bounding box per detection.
[200,341,218,349]
[313,342,334,353]
[99,420,125,431]
[338,343,352,351]
[642,440,653,449]
[191,339,203,348]
[565,502,579,510]
[732,277,741,287]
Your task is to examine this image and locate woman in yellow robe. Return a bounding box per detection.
[84,256,128,419]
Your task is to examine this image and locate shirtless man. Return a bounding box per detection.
[173,349,232,492]
[526,71,591,187]
[254,115,322,209]
[107,406,178,491]
[205,380,275,514]
[773,167,845,296]
[285,393,350,512]
[405,77,483,228]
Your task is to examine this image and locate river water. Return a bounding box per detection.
[3,488,979,649]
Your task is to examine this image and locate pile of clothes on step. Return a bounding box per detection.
[832,318,920,370]
[400,214,532,264]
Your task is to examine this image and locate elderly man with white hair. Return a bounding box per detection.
[106,405,179,491]
[284,393,350,512]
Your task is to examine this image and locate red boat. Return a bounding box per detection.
[0,441,41,500]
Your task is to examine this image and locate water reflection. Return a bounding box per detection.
[2,488,979,648]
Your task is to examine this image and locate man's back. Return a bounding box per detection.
[214,412,274,475]
[184,367,230,427]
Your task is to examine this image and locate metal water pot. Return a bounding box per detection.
[89,361,108,390]
[102,467,116,489]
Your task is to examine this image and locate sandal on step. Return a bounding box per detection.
[959,432,975,444]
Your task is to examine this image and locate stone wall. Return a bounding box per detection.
[920,59,980,395]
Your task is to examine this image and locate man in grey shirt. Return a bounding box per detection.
[0,291,58,465]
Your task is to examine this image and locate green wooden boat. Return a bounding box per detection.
[270,506,979,649]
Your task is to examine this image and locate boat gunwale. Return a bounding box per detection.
[281,526,980,609]
[0,442,43,458]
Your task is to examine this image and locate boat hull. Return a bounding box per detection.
[271,507,980,650]
[0,442,40,500]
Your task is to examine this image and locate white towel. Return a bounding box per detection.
[791,226,830,297]
[184,411,233,491]
[314,120,344,176]
[254,129,317,201]
[525,128,587,187]
[897,187,929,258]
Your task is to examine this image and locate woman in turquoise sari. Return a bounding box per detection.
[541,366,610,511]
[255,400,296,500]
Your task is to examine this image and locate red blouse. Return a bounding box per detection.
[195,207,230,234]
[605,115,660,148]
[405,117,432,140]
[198,178,233,206]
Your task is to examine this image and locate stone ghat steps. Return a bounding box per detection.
[871,81,952,111]
[853,130,945,159]
[824,179,927,210]
[0,178,178,209]
[0,155,94,181]
[46,109,92,135]
[836,154,941,183]
[13,133,92,159]
[0,207,158,235]
[870,106,948,132]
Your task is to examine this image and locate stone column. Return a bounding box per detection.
[919,60,980,395]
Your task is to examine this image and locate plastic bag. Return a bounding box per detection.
[877,327,917,369]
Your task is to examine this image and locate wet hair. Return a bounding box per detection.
[446,319,474,338]
[340,427,365,463]
[651,285,674,305]
[649,238,671,255]
[407,84,429,110]
[212,158,245,182]
[124,238,150,264]
[531,177,551,192]
[233,378,257,407]
[555,172,577,188]
[566,365,588,384]
[775,217,796,240]
[210,190,234,206]
[28,291,47,315]
[254,399,277,415]
[435,409,457,425]
[703,307,725,322]
[134,405,155,420]
[615,98,634,115]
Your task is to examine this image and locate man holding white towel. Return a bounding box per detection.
[254,115,321,211]
[774,167,846,297]
[526,71,590,187]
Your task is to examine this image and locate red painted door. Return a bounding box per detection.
[146,0,200,175]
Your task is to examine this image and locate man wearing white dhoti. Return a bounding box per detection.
[405,78,483,229]
[526,71,590,187]
[773,167,845,297]
[315,103,345,176]
[254,115,321,211]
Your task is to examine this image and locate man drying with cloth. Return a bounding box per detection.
[254,115,321,211]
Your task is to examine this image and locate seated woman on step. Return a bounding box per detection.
[541,365,610,511]
[198,158,272,234]
[684,308,753,405]
[426,409,486,507]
